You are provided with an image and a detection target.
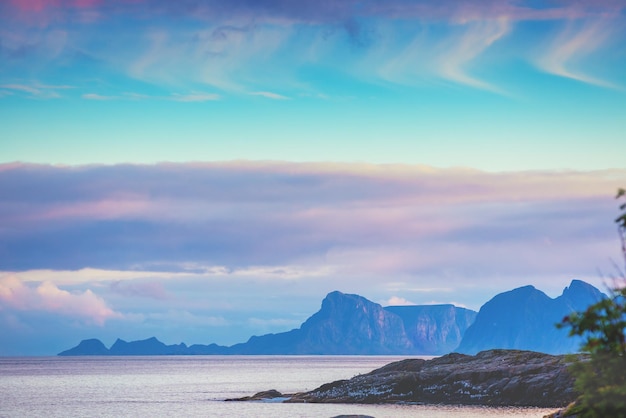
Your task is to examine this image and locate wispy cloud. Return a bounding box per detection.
[361,18,511,92]
[171,92,220,102]
[0,83,72,99]
[435,18,510,91]
[82,93,115,100]
[126,25,292,92]
[9,265,335,287]
[110,280,170,300]
[9,268,193,285]
[250,91,289,100]
[535,19,622,88]
[81,91,220,102]
[2,1,624,96]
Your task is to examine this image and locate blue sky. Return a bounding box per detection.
[1,0,626,355]
[2,0,626,169]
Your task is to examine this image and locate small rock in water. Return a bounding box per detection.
[331,416,376,418]
[225,389,284,401]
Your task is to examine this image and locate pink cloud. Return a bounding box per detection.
[10,0,59,12]
[22,198,152,223]
[0,275,120,325]
[4,0,110,26]
[9,0,103,12]
[383,296,416,306]
[5,0,625,28]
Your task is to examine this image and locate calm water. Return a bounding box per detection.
[0,356,557,417]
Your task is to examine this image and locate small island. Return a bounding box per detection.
[227,349,579,408]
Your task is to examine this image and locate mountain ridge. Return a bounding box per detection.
[59,290,475,356]
[58,280,604,356]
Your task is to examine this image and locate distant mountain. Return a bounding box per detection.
[108,337,189,355]
[59,291,476,356]
[456,280,605,355]
[58,337,213,356]
[231,291,415,354]
[59,281,604,356]
[58,338,110,356]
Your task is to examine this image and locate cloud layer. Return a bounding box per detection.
[1,162,625,354]
[2,162,624,277]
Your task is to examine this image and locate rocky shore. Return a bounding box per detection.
[227,349,580,408]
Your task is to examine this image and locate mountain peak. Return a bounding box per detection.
[510,284,538,293]
[322,290,375,306]
[326,290,344,297]
[562,279,604,298]
[322,290,347,302]
[323,290,365,302]
[295,290,413,354]
[58,338,109,356]
[558,279,605,311]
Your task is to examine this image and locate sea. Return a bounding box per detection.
[0,356,557,418]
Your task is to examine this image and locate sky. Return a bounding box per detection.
[1,0,626,355]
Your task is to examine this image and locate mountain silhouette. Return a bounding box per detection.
[59,280,603,356]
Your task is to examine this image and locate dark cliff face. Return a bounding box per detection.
[456,280,605,355]
[232,291,416,354]
[236,291,477,355]
[385,304,477,355]
[296,291,415,354]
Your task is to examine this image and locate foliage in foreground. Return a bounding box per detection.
[558,189,626,417]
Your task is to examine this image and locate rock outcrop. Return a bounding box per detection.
[226,389,286,402]
[231,350,579,408]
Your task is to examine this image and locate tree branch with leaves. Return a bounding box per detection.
[557,189,626,417]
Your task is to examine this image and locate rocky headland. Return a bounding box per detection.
[227,349,580,408]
